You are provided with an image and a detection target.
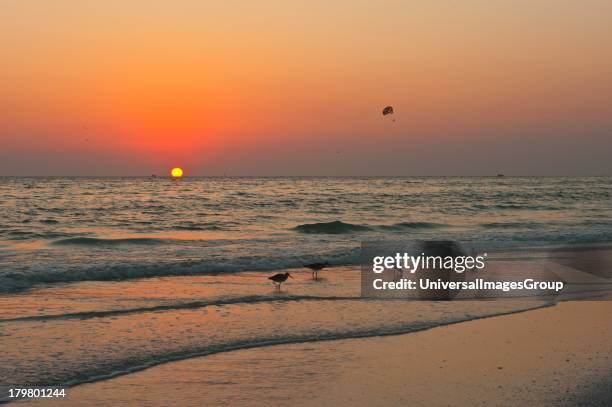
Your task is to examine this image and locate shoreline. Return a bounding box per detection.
[21,300,612,406]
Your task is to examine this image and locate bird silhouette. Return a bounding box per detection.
[304,262,330,280]
[268,272,293,290]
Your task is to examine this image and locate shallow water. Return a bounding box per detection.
[0,267,551,392]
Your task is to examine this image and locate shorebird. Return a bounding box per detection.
[304,262,330,280]
[268,272,293,290]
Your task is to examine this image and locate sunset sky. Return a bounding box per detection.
[1,0,611,175]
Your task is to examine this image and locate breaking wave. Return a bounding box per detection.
[0,248,360,292]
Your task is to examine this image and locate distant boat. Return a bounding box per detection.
[497,174,505,177]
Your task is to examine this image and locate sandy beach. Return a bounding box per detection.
[21,300,610,406]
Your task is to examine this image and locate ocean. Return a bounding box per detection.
[0,176,610,393]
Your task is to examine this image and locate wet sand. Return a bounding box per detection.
[22,301,611,406]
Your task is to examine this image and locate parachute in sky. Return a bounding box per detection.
[382,106,394,116]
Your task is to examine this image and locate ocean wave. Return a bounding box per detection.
[3,302,552,396]
[171,224,222,231]
[378,222,447,230]
[293,221,370,234]
[480,222,542,229]
[293,220,447,234]
[0,295,362,323]
[472,203,564,211]
[51,237,169,246]
[0,248,360,292]
[4,230,74,240]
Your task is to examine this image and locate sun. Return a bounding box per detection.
[170,167,184,178]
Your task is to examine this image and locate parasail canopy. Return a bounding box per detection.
[382,106,394,116]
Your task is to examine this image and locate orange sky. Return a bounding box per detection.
[1,0,611,175]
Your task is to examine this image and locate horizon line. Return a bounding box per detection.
[1,174,610,178]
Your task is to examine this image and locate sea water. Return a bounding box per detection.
[0,177,610,391]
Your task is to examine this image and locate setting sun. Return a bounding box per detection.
[171,167,184,178]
